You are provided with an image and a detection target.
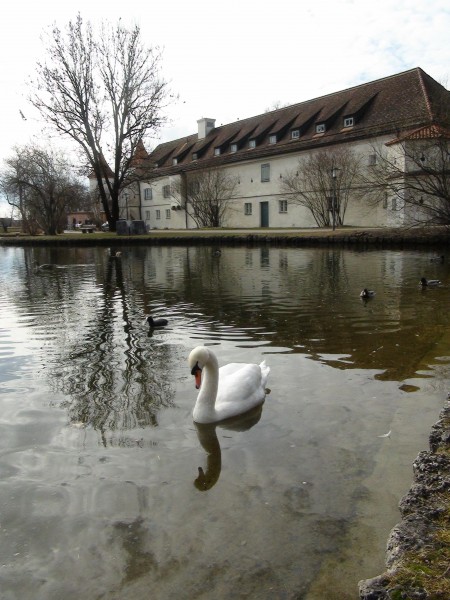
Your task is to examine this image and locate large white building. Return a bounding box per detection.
[120,67,450,230]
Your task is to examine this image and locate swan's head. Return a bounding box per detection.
[188,346,210,389]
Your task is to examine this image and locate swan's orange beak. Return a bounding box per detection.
[194,370,202,389]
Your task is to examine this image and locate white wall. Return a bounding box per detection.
[138,135,410,229]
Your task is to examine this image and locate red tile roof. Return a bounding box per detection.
[143,67,450,178]
[386,123,450,145]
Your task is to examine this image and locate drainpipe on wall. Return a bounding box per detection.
[138,182,142,220]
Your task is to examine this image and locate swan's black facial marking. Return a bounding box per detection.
[191,361,201,376]
[191,361,202,389]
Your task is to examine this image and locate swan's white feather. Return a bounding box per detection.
[189,347,269,424]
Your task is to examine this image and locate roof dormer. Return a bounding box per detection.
[343,116,355,128]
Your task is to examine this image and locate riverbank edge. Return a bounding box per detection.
[359,401,450,599]
[0,225,449,248]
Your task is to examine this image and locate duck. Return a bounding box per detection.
[420,277,441,287]
[212,249,221,256]
[146,316,168,328]
[188,346,270,424]
[34,261,59,271]
[360,288,375,298]
[109,250,122,258]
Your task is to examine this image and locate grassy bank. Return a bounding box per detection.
[1,225,449,247]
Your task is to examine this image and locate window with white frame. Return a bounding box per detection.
[192,152,198,161]
[145,210,150,219]
[163,184,171,198]
[261,163,270,182]
[230,143,237,153]
[249,139,256,149]
[214,147,221,156]
[269,134,277,144]
[316,123,325,133]
[172,158,178,165]
[343,117,354,127]
[279,200,288,213]
[244,203,252,215]
[291,129,300,139]
[165,209,171,219]
[156,209,161,220]
[144,188,152,200]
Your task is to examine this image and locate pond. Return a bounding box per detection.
[0,244,449,600]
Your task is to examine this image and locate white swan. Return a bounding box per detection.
[188,346,270,424]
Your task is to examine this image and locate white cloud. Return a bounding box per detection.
[1,0,449,215]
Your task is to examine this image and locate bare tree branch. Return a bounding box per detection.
[29,14,170,230]
[364,131,450,226]
[0,144,89,235]
[280,147,364,227]
[171,169,239,228]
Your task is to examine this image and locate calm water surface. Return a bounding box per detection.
[0,244,449,600]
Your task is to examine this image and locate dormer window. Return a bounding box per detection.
[230,143,237,153]
[316,123,326,134]
[343,117,354,128]
[192,152,198,161]
[269,134,277,144]
[249,139,256,149]
[291,129,300,139]
[172,158,178,165]
[214,147,221,156]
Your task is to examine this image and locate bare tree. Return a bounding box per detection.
[0,145,89,235]
[364,129,450,226]
[264,100,291,112]
[29,14,169,231]
[171,169,239,228]
[280,147,364,227]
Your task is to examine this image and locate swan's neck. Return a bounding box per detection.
[196,352,219,416]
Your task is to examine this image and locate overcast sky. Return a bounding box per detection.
[1,0,449,216]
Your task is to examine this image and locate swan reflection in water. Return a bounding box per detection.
[194,404,263,491]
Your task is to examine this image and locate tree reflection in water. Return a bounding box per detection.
[34,251,176,445]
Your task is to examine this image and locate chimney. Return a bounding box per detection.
[197,118,215,139]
